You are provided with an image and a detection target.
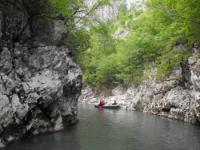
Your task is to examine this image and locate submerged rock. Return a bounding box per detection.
[0,0,82,147]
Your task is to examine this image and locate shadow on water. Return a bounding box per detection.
[4,125,81,150]
[5,103,200,150]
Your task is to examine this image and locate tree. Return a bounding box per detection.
[77,0,200,87]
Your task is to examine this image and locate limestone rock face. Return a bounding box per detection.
[0,0,82,147]
[80,43,200,125]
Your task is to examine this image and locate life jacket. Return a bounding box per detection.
[99,99,106,106]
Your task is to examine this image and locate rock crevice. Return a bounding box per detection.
[0,0,82,147]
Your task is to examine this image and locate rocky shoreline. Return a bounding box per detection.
[79,44,200,125]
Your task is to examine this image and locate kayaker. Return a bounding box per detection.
[99,99,106,107]
[112,100,117,105]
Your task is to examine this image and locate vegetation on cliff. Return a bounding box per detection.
[75,0,200,86]
[51,0,200,88]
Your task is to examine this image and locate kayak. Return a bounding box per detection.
[94,104,120,109]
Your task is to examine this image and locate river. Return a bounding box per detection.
[6,103,200,150]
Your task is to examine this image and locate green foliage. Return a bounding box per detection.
[156,49,190,79]
[78,23,118,87]
[51,0,84,17]
[77,0,200,87]
[50,0,111,27]
[50,0,200,87]
[49,0,112,63]
[66,29,90,53]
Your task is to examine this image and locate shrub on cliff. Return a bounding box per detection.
[77,0,200,87]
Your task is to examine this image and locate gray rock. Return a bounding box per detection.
[80,47,200,124]
[0,0,82,146]
[0,139,5,148]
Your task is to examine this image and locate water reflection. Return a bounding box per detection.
[5,103,200,150]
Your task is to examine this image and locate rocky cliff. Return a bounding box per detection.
[0,0,82,147]
[80,43,200,124]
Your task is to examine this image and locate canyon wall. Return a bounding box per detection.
[0,0,82,147]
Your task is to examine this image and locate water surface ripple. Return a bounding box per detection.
[6,104,200,150]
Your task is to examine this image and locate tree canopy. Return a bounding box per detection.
[51,0,200,88]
